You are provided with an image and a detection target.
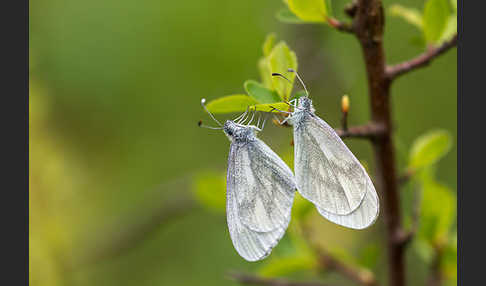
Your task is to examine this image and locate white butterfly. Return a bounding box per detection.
[200,99,296,261]
[274,69,379,229]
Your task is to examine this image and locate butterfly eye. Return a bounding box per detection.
[226,129,233,136]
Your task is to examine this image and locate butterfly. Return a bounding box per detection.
[272,69,379,230]
[200,99,296,261]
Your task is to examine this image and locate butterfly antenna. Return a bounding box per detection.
[201,98,223,127]
[198,120,222,130]
[287,68,309,97]
[271,72,292,84]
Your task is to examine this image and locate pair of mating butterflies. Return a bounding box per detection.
[200,70,379,262]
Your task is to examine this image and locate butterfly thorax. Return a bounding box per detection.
[297,96,315,113]
[223,120,257,143]
[290,97,315,128]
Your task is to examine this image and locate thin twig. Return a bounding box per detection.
[327,17,354,34]
[386,35,458,80]
[341,111,348,132]
[228,272,337,286]
[397,169,415,186]
[335,122,386,139]
[318,250,378,286]
[300,223,378,286]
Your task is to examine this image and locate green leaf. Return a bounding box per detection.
[389,4,423,29]
[441,232,457,282]
[244,80,281,104]
[439,15,457,43]
[258,57,273,89]
[263,33,277,57]
[409,129,452,170]
[414,238,435,263]
[253,102,291,113]
[252,103,291,113]
[286,0,328,22]
[205,95,259,114]
[423,0,451,44]
[269,41,298,100]
[408,35,427,48]
[276,8,306,24]
[417,168,456,244]
[192,171,226,213]
[450,0,457,12]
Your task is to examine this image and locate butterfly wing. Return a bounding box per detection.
[230,139,296,232]
[294,113,373,215]
[226,140,295,261]
[227,184,289,261]
[317,181,380,229]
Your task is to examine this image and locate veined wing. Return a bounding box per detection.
[317,178,379,229]
[227,183,289,261]
[229,139,296,232]
[226,141,294,261]
[294,113,372,215]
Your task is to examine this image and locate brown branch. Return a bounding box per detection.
[353,1,406,286]
[386,35,458,80]
[228,272,337,286]
[335,122,386,139]
[344,1,358,18]
[318,250,378,286]
[327,17,354,34]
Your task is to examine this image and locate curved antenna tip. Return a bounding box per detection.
[201,98,206,104]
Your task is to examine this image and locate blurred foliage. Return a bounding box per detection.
[278,0,333,24]
[286,0,329,23]
[389,0,457,46]
[30,0,456,286]
[404,129,456,285]
[409,130,452,170]
[193,171,226,213]
[206,35,297,113]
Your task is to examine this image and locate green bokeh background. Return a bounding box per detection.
[29,0,456,285]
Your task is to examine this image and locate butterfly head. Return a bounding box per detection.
[223,120,256,142]
[297,96,315,113]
